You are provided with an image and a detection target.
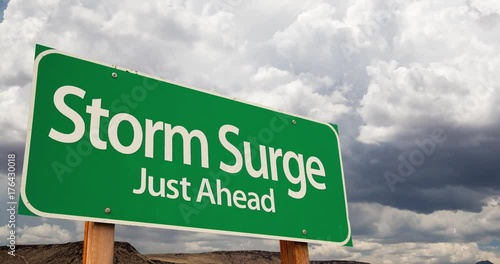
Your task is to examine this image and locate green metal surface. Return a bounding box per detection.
[21,45,351,244]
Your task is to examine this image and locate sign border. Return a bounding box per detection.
[21,47,351,245]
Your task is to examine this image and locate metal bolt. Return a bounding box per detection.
[292,120,297,125]
[302,229,307,235]
[111,72,118,78]
[104,208,111,214]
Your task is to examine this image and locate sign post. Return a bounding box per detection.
[280,240,309,264]
[83,221,115,264]
[22,45,351,262]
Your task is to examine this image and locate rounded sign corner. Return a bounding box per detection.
[34,49,63,67]
[20,185,46,218]
[340,223,352,245]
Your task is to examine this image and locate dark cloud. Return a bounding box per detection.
[344,126,500,213]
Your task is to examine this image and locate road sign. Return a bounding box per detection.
[22,45,351,244]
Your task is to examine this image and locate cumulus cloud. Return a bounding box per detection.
[0,85,28,143]
[349,199,500,244]
[14,223,73,244]
[357,0,500,145]
[358,60,498,145]
[309,199,500,263]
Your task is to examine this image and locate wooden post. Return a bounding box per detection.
[280,240,309,264]
[83,221,115,264]
[82,221,89,264]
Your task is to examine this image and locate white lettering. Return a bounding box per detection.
[219,125,243,173]
[108,113,143,154]
[49,86,86,143]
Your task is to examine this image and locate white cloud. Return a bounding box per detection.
[470,0,500,15]
[349,197,500,244]
[0,85,28,143]
[241,69,351,121]
[309,198,500,263]
[357,0,500,144]
[0,0,355,151]
[358,59,498,144]
[15,223,73,244]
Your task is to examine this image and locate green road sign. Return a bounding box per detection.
[22,45,351,244]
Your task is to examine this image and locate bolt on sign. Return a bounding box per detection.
[21,44,351,245]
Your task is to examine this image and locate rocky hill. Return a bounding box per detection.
[0,242,160,264]
[0,241,369,264]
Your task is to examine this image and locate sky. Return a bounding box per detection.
[0,0,499,263]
